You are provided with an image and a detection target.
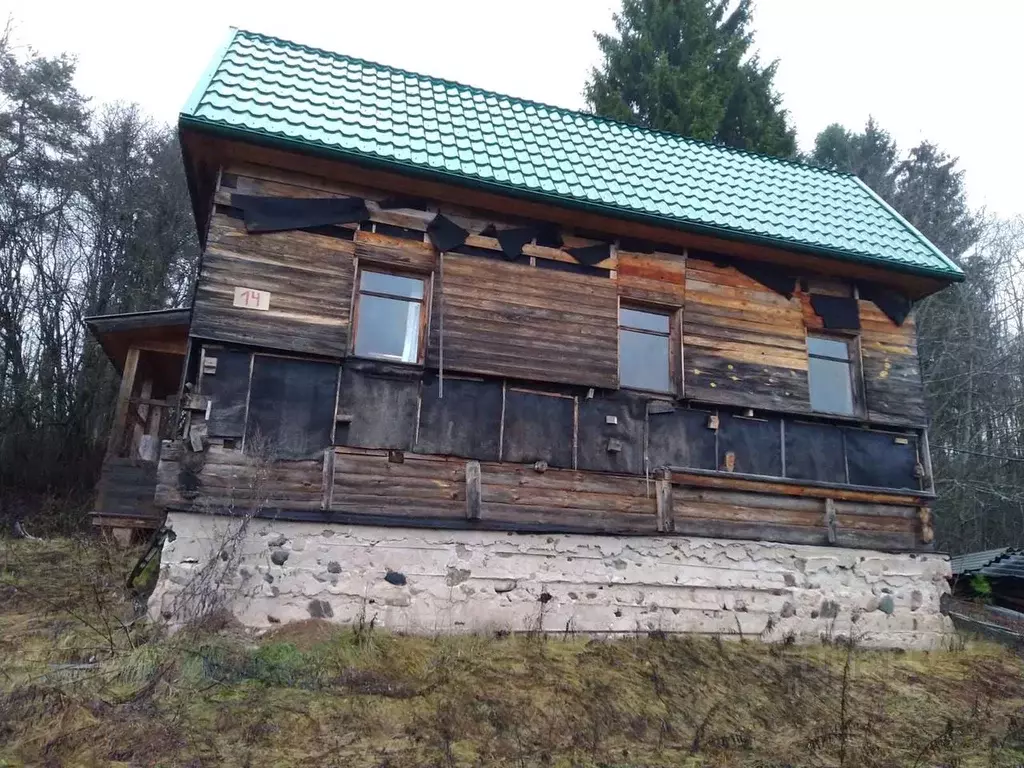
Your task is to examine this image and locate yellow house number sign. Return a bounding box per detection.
[233,286,270,310]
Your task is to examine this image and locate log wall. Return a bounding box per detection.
[683,256,809,411]
[155,158,941,553]
[155,442,926,552]
[426,254,618,388]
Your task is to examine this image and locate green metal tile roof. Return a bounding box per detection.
[181,29,964,282]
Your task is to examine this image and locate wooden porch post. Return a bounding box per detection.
[106,347,140,458]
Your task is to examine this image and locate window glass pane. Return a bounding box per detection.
[808,336,849,360]
[360,271,424,299]
[619,329,672,391]
[355,295,420,362]
[809,356,854,415]
[620,307,670,334]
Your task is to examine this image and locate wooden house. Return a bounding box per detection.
[96,30,964,646]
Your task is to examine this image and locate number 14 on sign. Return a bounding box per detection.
[233,286,270,310]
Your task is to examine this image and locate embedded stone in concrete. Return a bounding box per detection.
[270,550,289,566]
[267,534,287,547]
[308,599,333,619]
[327,561,342,574]
[150,512,955,650]
[820,600,839,619]
[446,567,471,586]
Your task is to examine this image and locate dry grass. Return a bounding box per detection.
[2,537,1024,767]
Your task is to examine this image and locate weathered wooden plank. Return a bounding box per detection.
[193,213,355,356]
[428,253,618,388]
[656,469,674,533]
[465,461,482,520]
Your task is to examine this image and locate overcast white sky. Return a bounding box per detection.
[6,1,1022,217]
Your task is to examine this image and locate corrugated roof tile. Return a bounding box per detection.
[181,29,964,281]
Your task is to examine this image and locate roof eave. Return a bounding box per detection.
[178,115,966,286]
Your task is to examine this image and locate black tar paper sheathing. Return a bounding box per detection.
[567,243,612,267]
[810,294,861,330]
[427,214,469,251]
[232,194,369,233]
[496,228,537,260]
[858,283,912,326]
[377,195,430,210]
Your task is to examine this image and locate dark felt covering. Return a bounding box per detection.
[201,347,251,438]
[501,390,574,468]
[859,282,912,326]
[416,377,502,460]
[245,356,338,460]
[693,249,797,298]
[733,260,797,299]
[647,407,717,471]
[577,392,645,474]
[810,294,861,330]
[784,419,847,484]
[566,243,611,267]
[845,428,919,490]
[377,195,430,210]
[231,194,369,233]
[335,368,419,450]
[717,412,783,476]
[426,214,469,252]
[618,237,656,254]
[496,228,537,260]
[534,223,563,248]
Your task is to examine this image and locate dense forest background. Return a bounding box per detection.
[3,3,1023,552]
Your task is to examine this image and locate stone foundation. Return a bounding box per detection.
[150,511,954,649]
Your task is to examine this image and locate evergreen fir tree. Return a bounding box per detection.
[585,0,796,157]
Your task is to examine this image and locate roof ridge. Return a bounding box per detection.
[228,28,855,181]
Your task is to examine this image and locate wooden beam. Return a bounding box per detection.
[824,498,837,544]
[321,448,336,511]
[106,347,140,458]
[656,469,674,533]
[672,470,927,506]
[465,460,482,520]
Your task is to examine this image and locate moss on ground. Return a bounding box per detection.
[2,537,1024,767]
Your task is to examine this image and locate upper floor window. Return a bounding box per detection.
[619,306,673,392]
[807,335,859,416]
[353,270,426,363]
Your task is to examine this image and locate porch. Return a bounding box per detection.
[85,308,190,541]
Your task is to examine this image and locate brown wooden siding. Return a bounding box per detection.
[192,213,355,356]
[858,301,926,426]
[198,161,929,428]
[156,442,323,511]
[156,442,927,550]
[426,254,619,388]
[683,256,810,411]
[617,249,686,305]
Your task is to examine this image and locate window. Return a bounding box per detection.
[619,306,673,392]
[807,335,858,416]
[353,270,426,363]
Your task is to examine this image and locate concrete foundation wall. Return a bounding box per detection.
[150,511,954,649]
